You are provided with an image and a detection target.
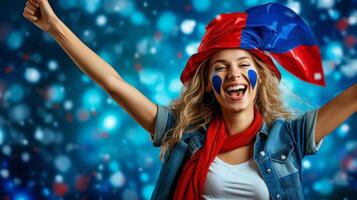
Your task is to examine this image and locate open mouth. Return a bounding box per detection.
[224,84,248,99]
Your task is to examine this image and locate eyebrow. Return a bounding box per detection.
[212,56,251,65]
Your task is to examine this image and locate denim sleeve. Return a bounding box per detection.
[150,104,175,147]
[287,109,324,158]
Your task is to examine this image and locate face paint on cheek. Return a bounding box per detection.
[211,74,222,95]
[248,69,258,90]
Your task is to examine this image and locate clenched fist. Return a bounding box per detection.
[23,0,59,32]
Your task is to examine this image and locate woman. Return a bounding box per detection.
[23,1,356,199]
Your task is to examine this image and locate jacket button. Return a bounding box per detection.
[280,155,286,160]
[259,151,265,157]
[276,194,280,199]
[266,168,271,174]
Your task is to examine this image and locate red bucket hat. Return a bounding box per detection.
[180,3,325,87]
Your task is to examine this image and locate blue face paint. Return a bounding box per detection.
[212,75,222,95]
[248,69,258,90]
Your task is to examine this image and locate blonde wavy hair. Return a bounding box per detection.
[159,51,292,160]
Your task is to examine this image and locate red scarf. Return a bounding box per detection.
[173,109,263,200]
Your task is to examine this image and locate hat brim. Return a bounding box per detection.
[180,47,281,87]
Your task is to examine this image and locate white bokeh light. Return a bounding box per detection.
[180,19,196,34]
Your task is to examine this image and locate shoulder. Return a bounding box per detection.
[264,117,288,134]
[262,116,294,144]
[267,109,318,133]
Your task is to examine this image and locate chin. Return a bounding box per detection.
[217,99,249,112]
[227,103,250,112]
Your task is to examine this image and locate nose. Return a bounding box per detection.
[227,69,242,80]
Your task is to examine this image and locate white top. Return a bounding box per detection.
[202,156,270,200]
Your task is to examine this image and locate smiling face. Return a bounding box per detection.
[207,48,259,113]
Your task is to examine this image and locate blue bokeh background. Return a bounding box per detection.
[0,0,356,199]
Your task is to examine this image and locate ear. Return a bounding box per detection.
[206,84,212,92]
[206,74,212,92]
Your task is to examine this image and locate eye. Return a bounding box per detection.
[214,66,226,70]
[240,64,250,68]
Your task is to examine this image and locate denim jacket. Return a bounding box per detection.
[150,104,324,200]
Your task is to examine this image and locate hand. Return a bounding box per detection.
[23,0,59,32]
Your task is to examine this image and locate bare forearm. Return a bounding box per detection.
[315,83,357,142]
[337,83,357,112]
[48,18,121,90]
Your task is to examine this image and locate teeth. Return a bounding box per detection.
[226,85,246,92]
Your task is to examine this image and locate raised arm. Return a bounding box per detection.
[315,83,357,143]
[23,0,158,135]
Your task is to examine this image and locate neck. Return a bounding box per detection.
[220,106,255,136]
